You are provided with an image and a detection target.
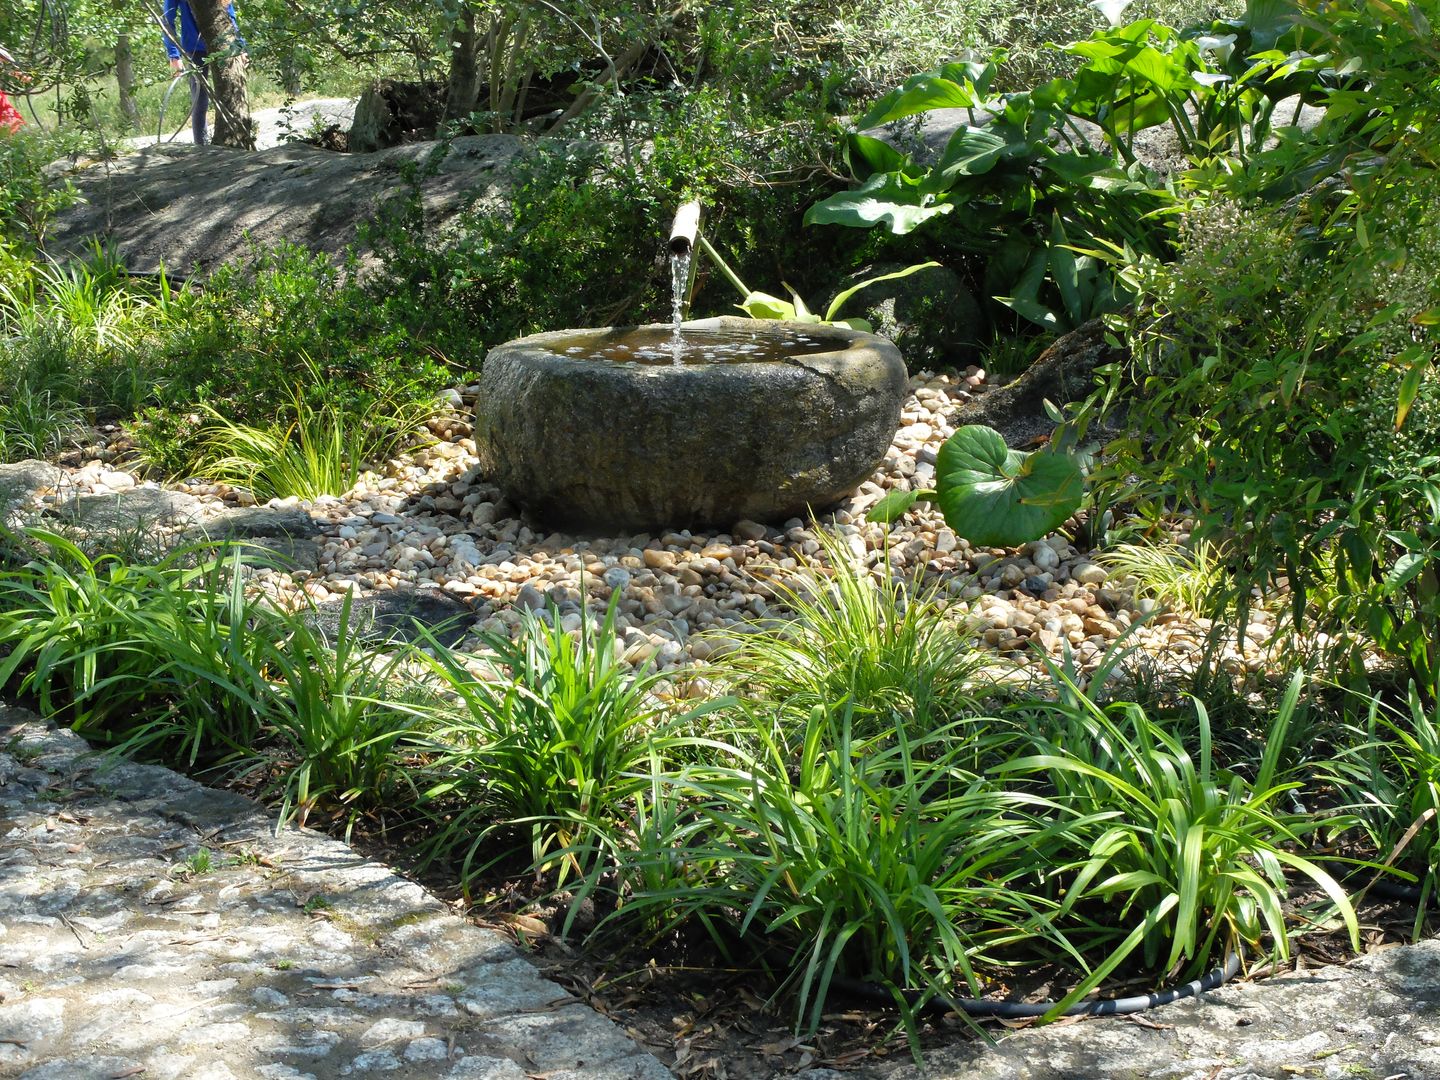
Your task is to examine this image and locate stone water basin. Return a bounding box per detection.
[478,316,907,532]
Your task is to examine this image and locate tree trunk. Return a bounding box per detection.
[188,0,254,149]
[115,33,141,130]
[492,13,530,132]
[442,5,482,125]
[279,50,303,96]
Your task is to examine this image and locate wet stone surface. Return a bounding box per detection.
[0,709,670,1080]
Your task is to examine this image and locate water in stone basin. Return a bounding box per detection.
[545,326,838,366]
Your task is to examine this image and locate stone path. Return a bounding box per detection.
[889,939,1440,1079]
[0,708,669,1080]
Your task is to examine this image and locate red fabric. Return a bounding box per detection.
[0,91,23,133]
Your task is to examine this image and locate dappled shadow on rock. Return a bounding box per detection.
[304,587,481,648]
[188,505,326,572]
[46,136,528,276]
[48,487,207,532]
[0,710,670,1079]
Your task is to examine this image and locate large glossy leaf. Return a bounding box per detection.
[934,426,1083,546]
[804,173,955,235]
[740,291,797,320]
[844,133,911,180]
[1243,0,1300,51]
[930,127,1008,189]
[856,73,979,129]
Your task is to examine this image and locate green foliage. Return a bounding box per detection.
[804,1,1337,330]
[0,129,79,244]
[254,594,428,832]
[703,241,941,331]
[1100,537,1229,615]
[577,666,1350,1042]
[370,90,844,345]
[0,533,430,826]
[0,534,270,762]
[129,243,450,479]
[188,376,435,500]
[0,242,194,439]
[414,599,699,886]
[870,425,1083,547]
[1096,160,1440,685]
[0,385,84,461]
[714,527,986,738]
[1325,685,1440,908]
[0,525,1367,1045]
[1005,670,1356,996]
[590,707,1064,1040]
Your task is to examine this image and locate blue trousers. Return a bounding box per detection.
[187,54,209,145]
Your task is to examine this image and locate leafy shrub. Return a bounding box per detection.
[1098,166,1440,686]
[0,129,81,244]
[715,526,986,738]
[369,90,852,347]
[132,243,451,478]
[415,601,701,886]
[187,376,436,500]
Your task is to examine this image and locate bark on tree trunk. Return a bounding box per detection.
[279,50,303,96]
[115,33,141,130]
[491,12,529,132]
[188,0,254,149]
[442,5,482,125]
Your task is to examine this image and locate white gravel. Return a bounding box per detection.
[36,367,1277,684]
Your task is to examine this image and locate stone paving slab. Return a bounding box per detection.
[886,941,1440,1080]
[0,709,670,1080]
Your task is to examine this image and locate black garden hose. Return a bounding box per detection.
[834,950,1241,1019]
[1319,858,1435,906]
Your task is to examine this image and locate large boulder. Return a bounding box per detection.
[45,135,527,275]
[478,317,908,532]
[0,460,64,504]
[843,262,984,369]
[348,79,445,154]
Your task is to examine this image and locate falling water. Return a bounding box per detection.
[669,251,691,363]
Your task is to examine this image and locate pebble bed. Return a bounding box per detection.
[39,369,1276,683]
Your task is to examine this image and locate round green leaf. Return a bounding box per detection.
[934,426,1083,547]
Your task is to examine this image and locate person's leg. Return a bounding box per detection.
[188,55,209,145]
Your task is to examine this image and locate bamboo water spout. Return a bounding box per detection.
[669,200,702,256]
[668,200,703,325]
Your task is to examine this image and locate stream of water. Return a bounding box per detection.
[669,251,691,363]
